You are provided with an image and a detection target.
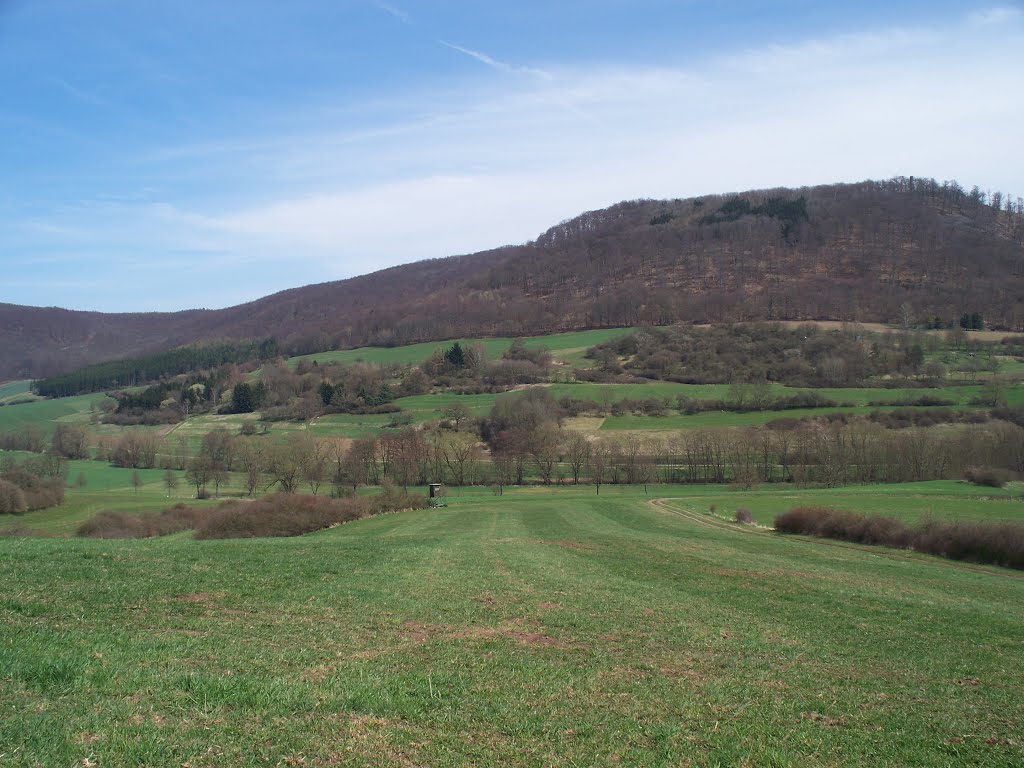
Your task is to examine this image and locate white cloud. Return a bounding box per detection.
[968,5,1023,26]
[439,41,553,80]
[373,1,409,23]
[11,8,1024,310]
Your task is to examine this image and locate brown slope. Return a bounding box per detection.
[3,177,1023,381]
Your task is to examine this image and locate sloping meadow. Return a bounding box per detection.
[3,490,1023,765]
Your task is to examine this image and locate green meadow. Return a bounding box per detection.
[5,325,1024,446]
[289,328,638,370]
[4,318,1024,765]
[0,380,38,405]
[0,393,98,436]
[2,486,1022,766]
[656,479,1024,526]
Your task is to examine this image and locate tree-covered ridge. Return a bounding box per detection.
[31,339,278,398]
[5,176,1024,382]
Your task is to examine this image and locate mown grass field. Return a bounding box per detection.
[2,487,1022,766]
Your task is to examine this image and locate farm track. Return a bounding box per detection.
[649,497,1024,580]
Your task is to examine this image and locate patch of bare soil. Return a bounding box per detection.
[175,592,218,606]
[401,620,566,648]
[536,539,601,551]
[802,712,848,727]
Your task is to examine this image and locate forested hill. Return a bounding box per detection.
[4,177,1023,381]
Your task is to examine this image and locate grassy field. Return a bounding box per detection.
[0,393,98,436]
[546,381,1008,406]
[0,457,203,536]
[0,380,39,405]
[655,480,1024,526]
[391,381,1008,434]
[6,328,1024,445]
[2,486,1022,766]
[288,328,637,370]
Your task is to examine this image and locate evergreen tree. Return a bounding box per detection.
[318,381,335,407]
[445,342,466,368]
[231,385,256,415]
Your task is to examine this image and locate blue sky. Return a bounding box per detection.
[1,1,1022,312]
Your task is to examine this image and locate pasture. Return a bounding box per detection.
[288,328,637,370]
[1,487,1022,766]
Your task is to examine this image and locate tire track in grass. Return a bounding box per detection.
[650,498,1024,580]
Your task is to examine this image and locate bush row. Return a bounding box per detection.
[76,504,208,538]
[0,466,65,514]
[77,490,429,540]
[774,506,1024,569]
[963,467,1008,488]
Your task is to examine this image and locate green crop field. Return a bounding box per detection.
[2,487,1022,766]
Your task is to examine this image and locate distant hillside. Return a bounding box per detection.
[3,177,1023,381]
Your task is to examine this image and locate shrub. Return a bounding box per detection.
[77,491,430,540]
[735,508,753,524]
[194,491,428,539]
[775,506,1024,569]
[963,467,1008,488]
[0,479,28,514]
[773,392,838,410]
[867,394,956,407]
[774,507,915,548]
[0,468,64,511]
[77,504,206,539]
[915,520,1024,569]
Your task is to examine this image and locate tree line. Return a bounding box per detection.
[83,387,1024,498]
[32,338,278,398]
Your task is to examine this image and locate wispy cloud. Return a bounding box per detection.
[969,5,1022,26]
[373,1,409,24]
[48,76,107,106]
[439,40,553,80]
[6,8,1024,311]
